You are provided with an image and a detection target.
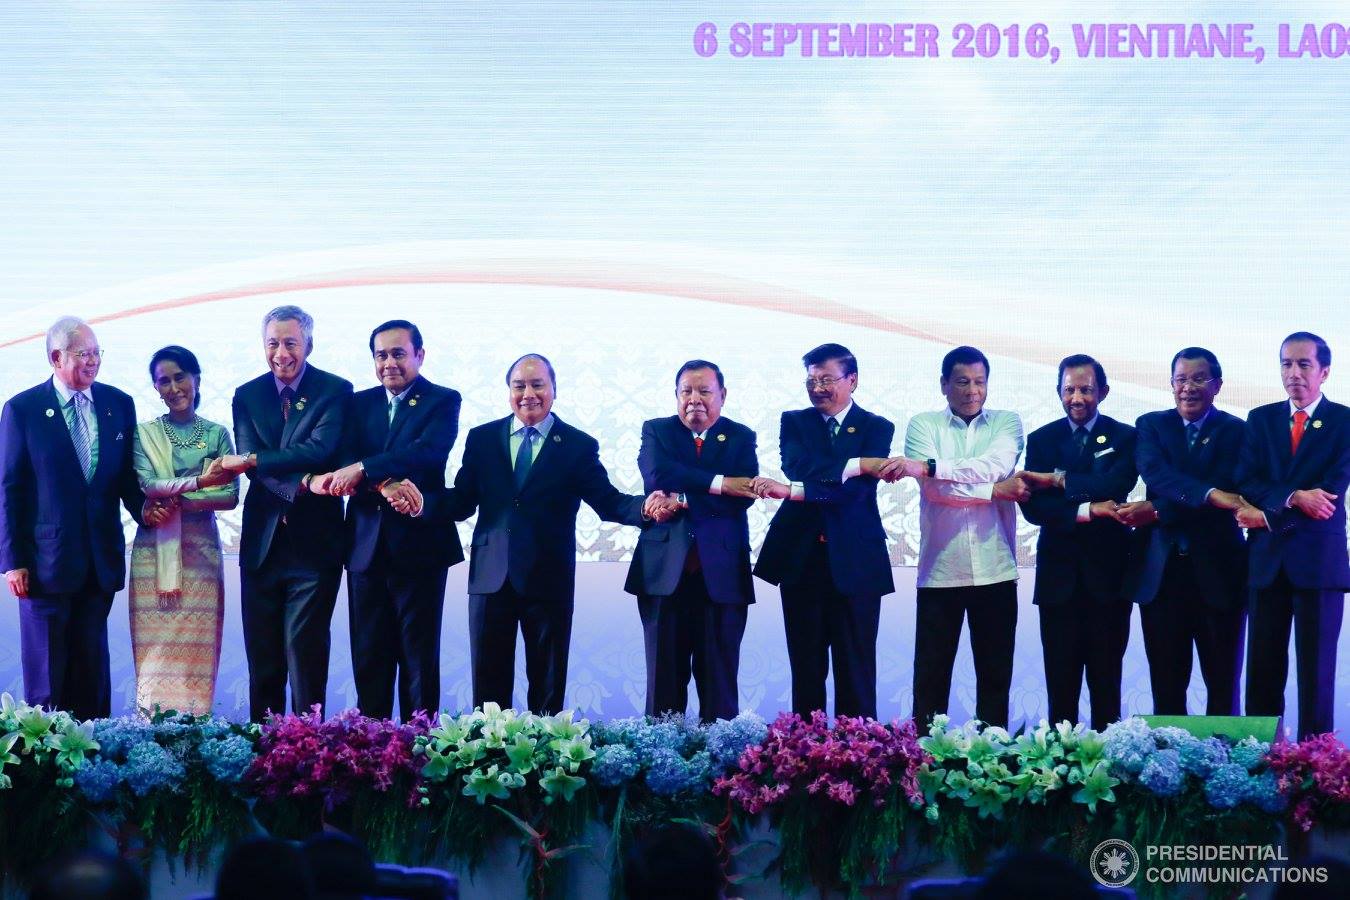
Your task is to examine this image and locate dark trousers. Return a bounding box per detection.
[639,569,748,723]
[240,525,342,721]
[780,543,881,719]
[469,582,572,715]
[1246,566,1345,738]
[347,542,449,720]
[1039,589,1132,730]
[912,580,1017,728]
[1139,551,1245,716]
[18,571,114,720]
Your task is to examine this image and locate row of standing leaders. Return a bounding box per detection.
[0,308,1345,738]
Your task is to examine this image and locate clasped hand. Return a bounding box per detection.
[142,496,180,528]
[643,491,684,522]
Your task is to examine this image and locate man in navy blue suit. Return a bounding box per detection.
[310,319,461,720]
[1,317,148,719]
[419,353,652,715]
[625,360,759,722]
[1122,347,1248,716]
[1237,331,1349,738]
[752,344,893,719]
[1020,354,1138,730]
[224,305,353,721]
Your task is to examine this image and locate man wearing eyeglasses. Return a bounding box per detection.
[752,343,894,719]
[0,316,149,719]
[1121,348,1249,717]
[1237,331,1348,739]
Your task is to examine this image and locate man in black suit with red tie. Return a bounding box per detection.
[751,343,894,719]
[311,319,461,720]
[224,305,352,721]
[1237,332,1349,738]
[420,353,652,715]
[1,317,148,719]
[1122,347,1248,716]
[1020,354,1138,730]
[625,360,759,722]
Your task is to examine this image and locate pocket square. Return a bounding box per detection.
[1093,446,1114,459]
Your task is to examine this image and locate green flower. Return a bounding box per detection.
[917,764,947,804]
[550,737,595,773]
[1012,723,1063,770]
[919,726,964,763]
[420,747,454,782]
[46,721,99,771]
[963,733,1007,767]
[462,764,525,804]
[426,713,471,749]
[1070,760,1119,813]
[965,779,1012,819]
[5,703,55,753]
[539,766,586,804]
[452,738,487,768]
[1067,731,1107,769]
[541,710,589,742]
[505,734,539,775]
[944,768,973,800]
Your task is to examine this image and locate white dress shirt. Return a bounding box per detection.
[904,407,1024,589]
[510,413,554,465]
[787,401,862,501]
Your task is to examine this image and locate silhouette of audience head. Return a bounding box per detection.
[624,823,722,900]
[30,849,145,900]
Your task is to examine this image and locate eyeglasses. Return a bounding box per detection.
[64,348,104,361]
[1170,376,1214,389]
[805,377,846,390]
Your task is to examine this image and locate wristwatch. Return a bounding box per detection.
[926,458,937,478]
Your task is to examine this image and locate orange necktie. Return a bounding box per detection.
[693,436,704,456]
[1291,409,1309,455]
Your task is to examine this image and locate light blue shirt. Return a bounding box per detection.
[510,413,554,466]
[52,377,99,473]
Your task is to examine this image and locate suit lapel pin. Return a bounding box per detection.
[116,432,123,441]
[1312,420,1322,429]
[1201,436,1210,445]
[552,434,561,442]
[408,396,418,407]
[717,433,726,442]
[45,408,54,417]
[1096,434,1107,444]
[847,426,856,433]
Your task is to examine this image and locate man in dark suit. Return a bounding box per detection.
[752,343,893,719]
[1020,354,1138,730]
[1,317,148,719]
[1237,331,1349,738]
[420,353,652,715]
[625,360,759,722]
[310,319,461,720]
[223,305,352,721]
[1122,347,1248,716]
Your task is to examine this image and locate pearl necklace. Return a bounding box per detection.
[161,415,207,450]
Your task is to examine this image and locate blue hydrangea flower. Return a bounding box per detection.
[1203,763,1249,810]
[122,742,186,797]
[1179,736,1229,778]
[91,719,155,761]
[645,748,700,796]
[1139,748,1185,797]
[1151,726,1199,755]
[591,745,640,788]
[1102,718,1153,777]
[198,735,255,784]
[1244,771,1286,814]
[705,712,767,771]
[74,758,123,804]
[1229,737,1270,773]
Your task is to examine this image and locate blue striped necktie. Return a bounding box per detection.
[70,393,93,481]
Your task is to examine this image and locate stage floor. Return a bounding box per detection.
[0,562,1345,736]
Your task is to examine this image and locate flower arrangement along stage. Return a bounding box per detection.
[1,694,1347,898]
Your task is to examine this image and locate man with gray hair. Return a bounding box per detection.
[222,305,352,720]
[1,317,151,718]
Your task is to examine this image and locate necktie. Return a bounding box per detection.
[1291,409,1309,455]
[280,386,295,423]
[827,416,839,445]
[514,426,537,491]
[1075,427,1089,451]
[1186,421,1200,450]
[70,393,93,481]
[388,395,400,425]
[693,435,704,456]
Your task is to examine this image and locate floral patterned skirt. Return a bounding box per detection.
[129,513,225,715]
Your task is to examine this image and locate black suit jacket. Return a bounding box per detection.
[0,379,144,595]
[233,365,353,571]
[1020,414,1138,606]
[427,414,644,601]
[754,404,895,598]
[341,376,462,573]
[1123,408,1247,608]
[1237,397,1350,592]
[624,415,758,605]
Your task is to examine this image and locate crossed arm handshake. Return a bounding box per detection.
[140,456,238,527]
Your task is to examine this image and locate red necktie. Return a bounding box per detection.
[1291,409,1309,455]
[693,436,703,456]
